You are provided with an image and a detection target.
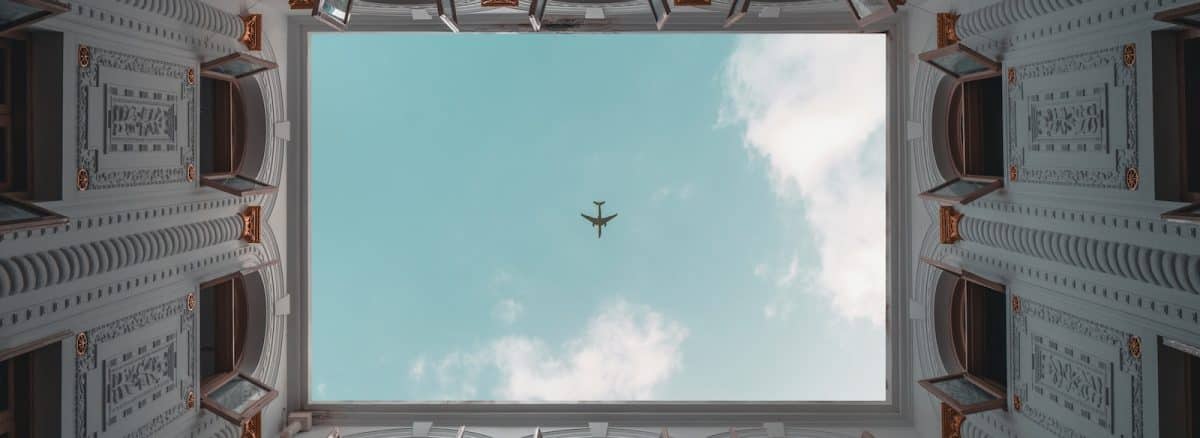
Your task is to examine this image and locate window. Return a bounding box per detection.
[199,263,278,431]
[199,54,278,197]
[0,0,68,35]
[313,0,354,31]
[0,331,66,438]
[0,32,64,233]
[845,0,901,28]
[1153,27,1200,222]
[919,257,1007,416]
[1159,338,1200,438]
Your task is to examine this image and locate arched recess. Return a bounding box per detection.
[931,268,966,375]
[929,74,1004,182]
[345,426,497,438]
[929,75,962,182]
[233,75,271,182]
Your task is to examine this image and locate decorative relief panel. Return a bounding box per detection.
[75,295,195,438]
[77,45,196,190]
[1007,45,1136,188]
[1011,298,1142,438]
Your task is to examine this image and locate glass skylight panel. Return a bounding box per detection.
[309,33,888,402]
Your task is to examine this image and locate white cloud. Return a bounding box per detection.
[775,255,801,288]
[753,263,768,278]
[413,300,688,400]
[409,356,427,380]
[723,35,886,326]
[493,298,524,324]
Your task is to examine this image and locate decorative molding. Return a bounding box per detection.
[939,206,962,244]
[75,295,196,438]
[937,13,959,48]
[1122,43,1136,67]
[0,216,243,296]
[1008,165,1018,182]
[958,216,1200,295]
[290,0,316,9]
[69,3,243,54]
[241,14,263,51]
[1011,298,1143,438]
[114,0,243,39]
[970,199,1200,242]
[1125,167,1139,191]
[0,197,243,241]
[77,168,90,191]
[1006,45,1137,189]
[76,332,88,357]
[482,0,519,6]
[941,402,963,438]
[76,45,197,190]
[954,0,1092,40]
[1128,335,1141,359]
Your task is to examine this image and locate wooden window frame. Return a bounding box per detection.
[1163,201,1200,224]
[1177,29,1200,203]
[201,53,278,82]
[919,43,1001,81]
[723,0,751,28]
[0,194,67,233]
[0,34,32,196]
[920,257,1008,416]
[200,173,278,197]
[918,175,1003,205]
[200,371,279,428]
[845,0,900,28]
[525,0,543,32]
[647,0,671,31]
[0,330,69,438]
[947,75,1005,179]
[0,0,69,35]
[1156,2,1200,29]
[312,0,354,31]
[918,372,1007,415]
[201,77,246,176]
[199,274,247,391]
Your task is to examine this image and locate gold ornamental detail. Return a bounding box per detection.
[288,0,315,8]
[1008,165,1018,182]
[1007,67,1016,85]
[76,168,90,191]
[939,206,962,244]
[936,13,959,48]
[1013,394,1022,411]
[187,163,196,182]
[187,292,196,311]
[75,332,88,357]
[78,45,90,68]
[481,0,519,6]
[187,390,196,409]
[941,403,964,438]
[1011,295,1021,313]
[187,67,195,85]
[241,14,262,51]
[240,206,262,243]
[1123,43,1136,67]
[1128,335,1142,359]
[1125,167,1139,191]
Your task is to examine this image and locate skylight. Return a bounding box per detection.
[309,33,886,402]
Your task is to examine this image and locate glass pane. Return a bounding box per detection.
[0,46,8,105]
[931,51,990,77]
[208,375,268,414]
[932,376,996,406]
[320,0,350,21]
[931,179,989,199]
[215,176,269,192]
[0,199,38,222]
[210,59,262,78]
[848,0,890,18]
[0,1,39,26]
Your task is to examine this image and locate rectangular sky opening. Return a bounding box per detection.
[309,33,887,402]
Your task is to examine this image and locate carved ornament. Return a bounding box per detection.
[187,292,196,311]
[940,403,963,438]
[240,206,262,243]
[187,164,196,182]
[939,206,962,244]
[1007,67,1016,85]
[75,332,88,357]
[1125,167,1139,191]
[674,0,711,5]
[1011,295,1021,313]
[1013,394,1022,411]
[1008,165,1017,181]
[937,13,959,48]
[1128,335,1141,359]
[1123,43,1136,67]
[78,45,90,68]
[241,14,262,51]
[289,0,315,8]
[187,67,195,85]
[187,390,195,409]
[76,168,90,191]
[482,0,519,6]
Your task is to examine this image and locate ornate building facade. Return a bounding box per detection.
[0,0,1196,437]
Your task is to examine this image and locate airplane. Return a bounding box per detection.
[581,201,618,238]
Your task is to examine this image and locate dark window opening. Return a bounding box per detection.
[949,76,1004,178]
[0,34,31,196]
[1159,339,1200,438]
[0,334,63,438]
[1183,34,1200,202]
[199,77,246,175]
[1154,29,1200,209]
[200,276,247,387]
[961,281,1007,388]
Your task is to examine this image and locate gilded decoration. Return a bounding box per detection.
[75,332,88,357]
[289,0,315,8]
[76,168,90,191]
[1007,67,1016,85]
[187,67,195,85]
[187,164,196,182]
[1123,43,1136,67]
[1008,165,1018,181]
[187,292,196,311]
[1013,394,1022,411]
[1012,295,1021,313]
[674,0,711,5]
[186,390,195,409]
[1125,167,1139,190]
[240,206,262,243]
[241,14,262,51]
[78,45,90,68]
[937,13,959,48]
[242,414,261,438]
[482,0,519,6]
[939,206,962,244]
[940,403,963,438]
[1128,335,1141,359]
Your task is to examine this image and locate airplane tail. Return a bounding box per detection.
[594,201,605,206]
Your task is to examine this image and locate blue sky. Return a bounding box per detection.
[310,33,886,401]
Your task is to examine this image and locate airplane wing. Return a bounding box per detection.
[581,213,601,225]
[599,213,618,224]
